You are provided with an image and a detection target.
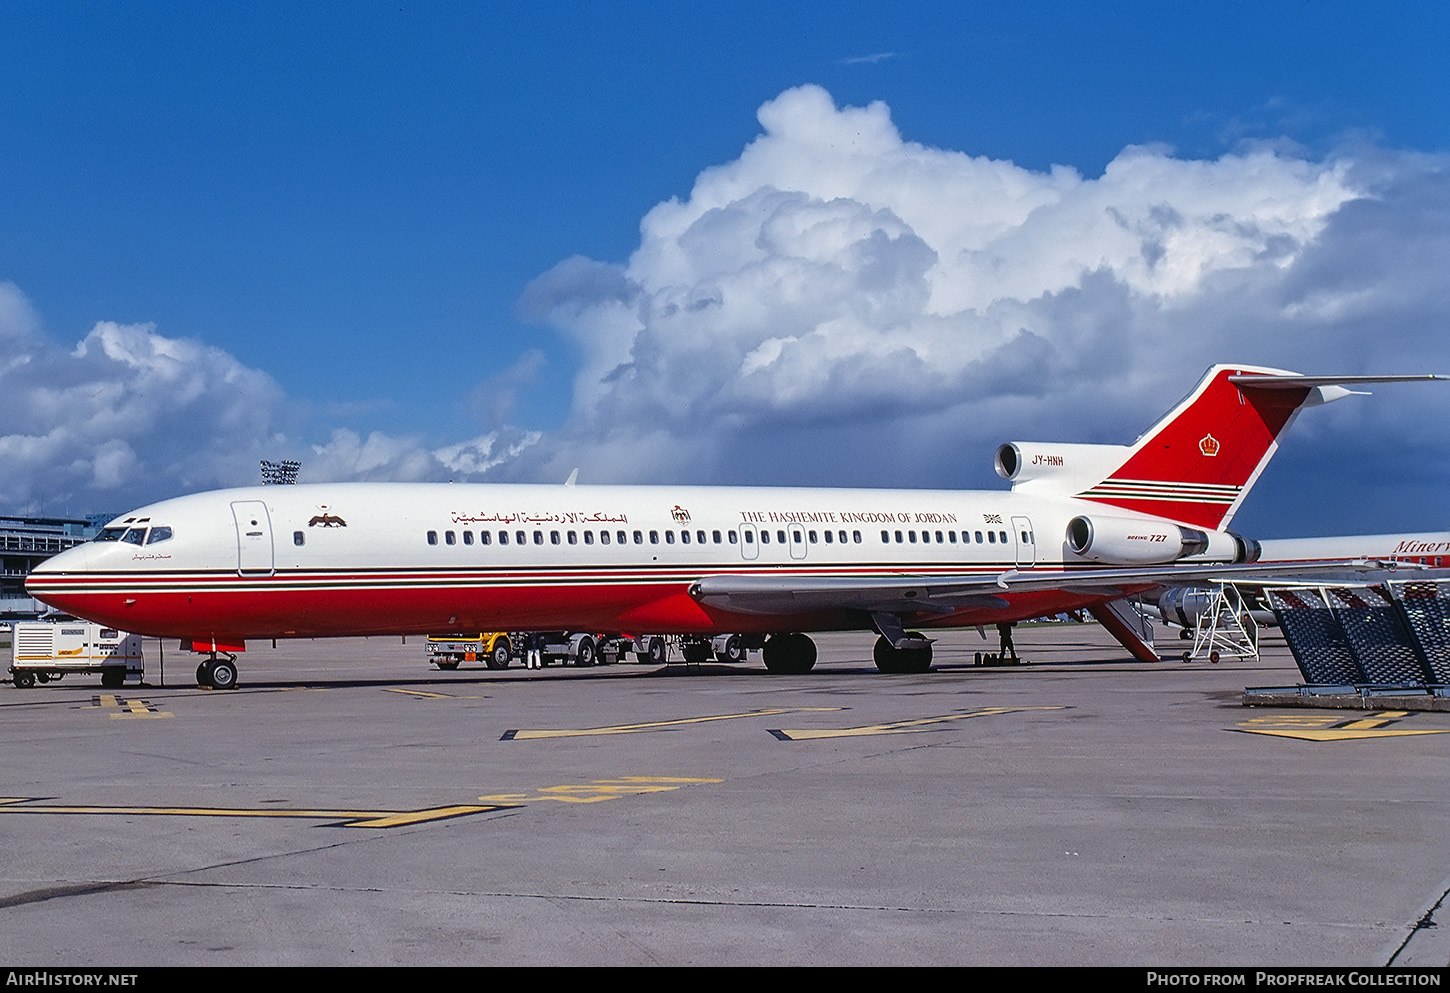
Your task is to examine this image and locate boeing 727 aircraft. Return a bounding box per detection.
[26,365,1443,688]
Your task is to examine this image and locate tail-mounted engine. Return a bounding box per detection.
[1065,514,1264,566]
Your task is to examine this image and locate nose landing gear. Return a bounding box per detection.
[196,653,239,690]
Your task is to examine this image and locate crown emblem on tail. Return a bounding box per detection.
[1199,433,1220,457]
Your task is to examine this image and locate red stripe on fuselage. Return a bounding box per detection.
[30,567,1153,642]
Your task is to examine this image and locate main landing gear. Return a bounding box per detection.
[869,612,934,673]
[196,653,239,690]
[873,635,933,674]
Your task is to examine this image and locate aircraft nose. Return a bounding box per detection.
[27,542,95,583]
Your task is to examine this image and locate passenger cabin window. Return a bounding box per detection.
[445,531,456,545]
[599,531,610,545]
[499,531,509,545]
[480,531,491,545]
[427,531,438,545]
[463,531,474,545]
[293,531,305,546]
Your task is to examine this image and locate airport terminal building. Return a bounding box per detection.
[0,514,104,619]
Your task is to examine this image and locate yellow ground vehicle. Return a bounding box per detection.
[425,633,513,670]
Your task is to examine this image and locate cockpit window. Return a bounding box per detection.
[93,527,127,542]
[145,526,173,545]
[121,528,146,545]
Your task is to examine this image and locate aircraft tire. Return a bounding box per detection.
[874,636,932,674]
[763,633,816,674]
[209,659,238,690]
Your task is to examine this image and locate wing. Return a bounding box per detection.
[689,559,1412,617]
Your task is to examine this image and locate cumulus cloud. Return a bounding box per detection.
[0,289,540,513]
[6,86,1447,535]
[511,85,1449,532]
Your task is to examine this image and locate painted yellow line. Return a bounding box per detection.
[1240,728,1449,741]
[0,797,509,828]
[478,776,722,805]
[502,708,841,740]
[769,705,1066,741]
[1237,710,1450,742]
[385,687,452,699]
[92,695,172,719]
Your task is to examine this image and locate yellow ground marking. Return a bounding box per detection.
[501,707,841,740]
[384,687,487,700]
[478,776,722,805]
[0,796,508,828]
[92,694,172,719]
[1236,710,1450,742]
[769,705,1066,741]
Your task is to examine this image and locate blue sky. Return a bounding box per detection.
[2,1,1447,536]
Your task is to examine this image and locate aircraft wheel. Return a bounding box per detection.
[209,659,238,690]
[715,634,745,664]
[487,640,512,669]
[762,633,816,674]
[874,635,932,674]
[874,637,902,673]
[575,636,596,667]
[14,671,35,688]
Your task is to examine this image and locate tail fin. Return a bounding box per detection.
[997,365,1442,530]
[1076,365,1309,530]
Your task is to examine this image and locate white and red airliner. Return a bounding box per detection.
[26,364,1443,688]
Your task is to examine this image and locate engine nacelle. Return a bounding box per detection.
[994,442,1131,493]
[1066,514,1211,565]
